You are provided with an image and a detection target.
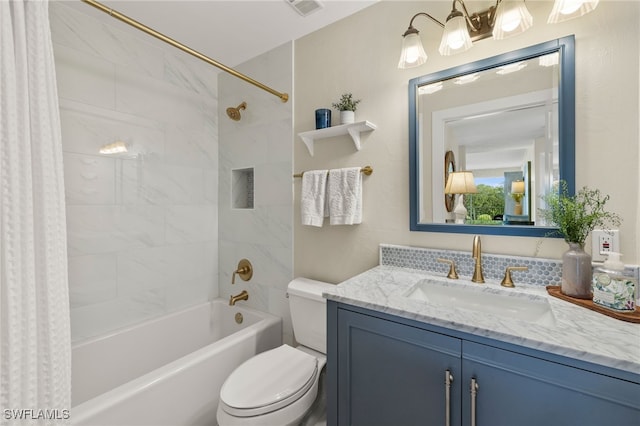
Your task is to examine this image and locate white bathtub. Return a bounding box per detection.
[71,299,282,425]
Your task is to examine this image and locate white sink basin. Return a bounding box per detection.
[404,279,555,325]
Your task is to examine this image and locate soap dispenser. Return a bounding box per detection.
[592,253,637,312]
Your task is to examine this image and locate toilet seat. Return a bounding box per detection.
[220,344,318,417]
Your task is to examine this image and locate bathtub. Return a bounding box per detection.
[71,299,282,425]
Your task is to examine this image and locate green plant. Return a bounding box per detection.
[332,93,361,112]
[539,181,621,246]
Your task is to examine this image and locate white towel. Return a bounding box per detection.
[328,167,363,225]
[301,170,328,227]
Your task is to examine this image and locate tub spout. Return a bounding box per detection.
[229,290,249,306]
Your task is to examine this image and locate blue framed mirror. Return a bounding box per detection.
[409,36,575,237]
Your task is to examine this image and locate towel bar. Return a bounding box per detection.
[293,165,373,178]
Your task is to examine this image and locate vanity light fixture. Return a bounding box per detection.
[547,0,599,23]
[398,0,597,69]
[492,0,533,40]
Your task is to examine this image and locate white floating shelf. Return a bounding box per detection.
[298,120,376,156]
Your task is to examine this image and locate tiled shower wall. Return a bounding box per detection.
[50,2,219,342]
[218,43,294,344]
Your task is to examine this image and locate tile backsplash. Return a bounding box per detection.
[380,244,640,289]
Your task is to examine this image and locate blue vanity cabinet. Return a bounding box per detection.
[327,301,640,426]
[332,306,463,426]
[461,341,640,426]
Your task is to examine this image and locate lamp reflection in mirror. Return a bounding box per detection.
[510,180,525,215]
[445,171,477,224]
[398,0,597,68]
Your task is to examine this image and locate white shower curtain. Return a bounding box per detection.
[0,0,71,424]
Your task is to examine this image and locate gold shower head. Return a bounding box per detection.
[226,101,247,121]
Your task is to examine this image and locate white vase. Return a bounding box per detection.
[340,110,355,125]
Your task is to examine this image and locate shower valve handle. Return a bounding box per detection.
[232,259,253,284]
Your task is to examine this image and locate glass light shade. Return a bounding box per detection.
[445,171,477,195]
[398,32,428,69]
[492,0,533,40]
[548,0,599,24]
[439,15,472,56]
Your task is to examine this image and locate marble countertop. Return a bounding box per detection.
[324,265,640,377]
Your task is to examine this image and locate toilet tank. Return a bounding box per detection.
[288,278,335,354]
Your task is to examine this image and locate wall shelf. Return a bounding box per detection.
[298,120,376,156]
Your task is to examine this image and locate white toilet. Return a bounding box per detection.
[217,278,334,426]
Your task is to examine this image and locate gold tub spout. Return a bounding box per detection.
[471,235,485,283]
[229,290,249,306]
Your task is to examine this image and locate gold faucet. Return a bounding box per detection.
[471,235,485,283]
[229,290,249,306]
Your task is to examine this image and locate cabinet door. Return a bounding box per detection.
[336,309,462,426]
[462,341,640,426]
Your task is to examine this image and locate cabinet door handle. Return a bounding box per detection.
[470,378,479,426]
[445,370,453,426]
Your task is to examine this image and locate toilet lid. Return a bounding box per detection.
[220,344,318,415]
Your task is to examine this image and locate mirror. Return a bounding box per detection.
[409,36,575,237]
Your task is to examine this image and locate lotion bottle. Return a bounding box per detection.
[592,252,637,312]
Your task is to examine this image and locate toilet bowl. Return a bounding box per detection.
[216,278,334,426]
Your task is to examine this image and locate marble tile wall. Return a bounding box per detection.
[218,43,294,344]
[50,2,219,342]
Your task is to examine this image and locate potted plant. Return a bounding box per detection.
[539,182,621,299]
[332,93,361,125]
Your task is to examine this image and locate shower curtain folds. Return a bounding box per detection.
[0,0,72,423]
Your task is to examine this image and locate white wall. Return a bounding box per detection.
[294,1,639,283]
[50,2,219,341]
[218,43,295,344]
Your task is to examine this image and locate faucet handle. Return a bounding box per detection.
[437,258,459,279]
[501,266,528,288]
[232,259,253,284]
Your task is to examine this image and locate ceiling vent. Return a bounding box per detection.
[286,0,324,17]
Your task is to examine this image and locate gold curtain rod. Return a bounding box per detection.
[293,166,373,178]
[81,0,289,103]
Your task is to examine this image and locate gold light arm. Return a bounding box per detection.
[81,0,289,103]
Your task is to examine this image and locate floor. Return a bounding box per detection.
[301,368,326,426]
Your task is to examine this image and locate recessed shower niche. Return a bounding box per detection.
[232,168,254,209]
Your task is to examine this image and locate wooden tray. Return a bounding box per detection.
[546,286,640,323]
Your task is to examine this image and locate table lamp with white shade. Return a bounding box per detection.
[444,171,477,224]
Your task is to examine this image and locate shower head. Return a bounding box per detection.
[226,102,247,121]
